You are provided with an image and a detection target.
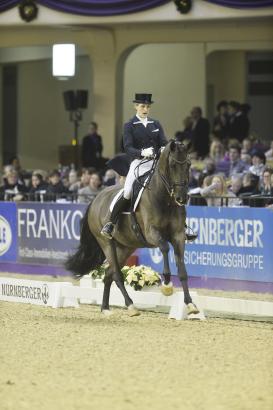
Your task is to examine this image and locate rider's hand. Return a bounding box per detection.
[141,147,154,158]
[160,146,165,153]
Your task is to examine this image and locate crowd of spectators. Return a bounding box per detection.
[0,100,273,209]
[176,101,273,209]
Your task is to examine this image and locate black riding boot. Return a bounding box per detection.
[101,196,130,239]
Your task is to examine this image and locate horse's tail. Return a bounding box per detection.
[65,203,105,278]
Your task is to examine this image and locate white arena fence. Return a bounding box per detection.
[1,276,273,321]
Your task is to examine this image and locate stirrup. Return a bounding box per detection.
[185,226,198,242]
[101,222,115,239]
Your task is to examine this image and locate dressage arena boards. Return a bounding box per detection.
[0,274,272,410]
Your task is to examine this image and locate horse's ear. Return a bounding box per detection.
[170,140,176,151]
[182,139,193,153]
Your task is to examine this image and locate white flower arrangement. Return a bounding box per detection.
[89,264,161,291]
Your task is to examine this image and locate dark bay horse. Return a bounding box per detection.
[66,140,199,316]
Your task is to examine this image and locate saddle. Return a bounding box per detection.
[109,171,151,244]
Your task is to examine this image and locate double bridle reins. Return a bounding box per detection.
[158,153,189,206]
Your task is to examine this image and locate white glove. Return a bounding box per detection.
[141,147,154,158]
[188,187,201,195]
[160,146,165,153]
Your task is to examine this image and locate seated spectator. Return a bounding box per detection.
[188,175,213,206]
[259,168,273,196]
[103,169,119,187]
[237,173,259,196]
[204,157,216,174]
[189,174,240,207]
[8,156,28,183]
[78,172,104,204]
[67,169,79,192]
[230,174,243,196]
[265,141,273,160]
[81,167,96,186]
[0,169,28,201]
[240,151,252,167]
[241,138,253,155]
[29,173,48,201]
[209,140,225,163]
[45,170,69,201]
[216,144,249,177]
[249,151,266,180]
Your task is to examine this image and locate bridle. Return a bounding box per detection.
[158,153,190,207]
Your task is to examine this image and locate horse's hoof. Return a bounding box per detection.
[161,282,174,296]
[102,309,114,316]
[128,305,140,317]
[187,303,200,315]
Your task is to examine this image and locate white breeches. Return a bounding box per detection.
[123,159,153,199]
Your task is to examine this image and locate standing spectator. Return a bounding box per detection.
[212,100,229,142]
[81,122,103,169]
[175,116,193,143]
[227,101,250,142]
[190,106,210,159]
[78,172,103,204]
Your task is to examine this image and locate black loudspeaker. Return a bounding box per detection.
[63,90,88,111]
[63,90,77,111]
[76,90,88,109]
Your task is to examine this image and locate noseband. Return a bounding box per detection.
[158,153,189,206]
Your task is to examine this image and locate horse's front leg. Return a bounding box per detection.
[146,227,173,296]
[172,237,199,314]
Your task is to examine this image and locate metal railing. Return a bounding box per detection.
[1,191,273,208]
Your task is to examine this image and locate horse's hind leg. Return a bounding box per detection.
[102,241,139,316]
[101,273,113,313]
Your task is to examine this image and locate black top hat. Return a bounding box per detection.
[133,93,154,104]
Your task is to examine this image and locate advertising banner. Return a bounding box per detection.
[138,206,273,283]
[0,202,17,262]
[0,277,63,307]
[17,203,87,266]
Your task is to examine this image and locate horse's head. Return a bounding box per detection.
[158,140,191,206]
